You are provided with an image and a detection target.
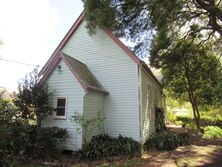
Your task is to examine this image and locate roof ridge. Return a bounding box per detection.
[39,11,162,88]
[39,11,85,76]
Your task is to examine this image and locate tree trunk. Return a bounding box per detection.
[36,114,41,128]
[184,65,201,130]
[194,100,201,131]
[190,100,201,130]
[187,89,201,130]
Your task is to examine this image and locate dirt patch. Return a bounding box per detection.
[138,126,222,167]
[140,144,222,167]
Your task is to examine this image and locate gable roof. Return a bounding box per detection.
[39,11,162,88]
[62,53,108,94]
[40,52,108,94]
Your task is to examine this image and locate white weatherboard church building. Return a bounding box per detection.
[40,12,164,151]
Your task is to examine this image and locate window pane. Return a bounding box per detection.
[56,108,65,116]
[57,99,66,107]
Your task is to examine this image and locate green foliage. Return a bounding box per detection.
[0,94,21,163]
[162,40,222,130]
[163,41,222,104]
[0,95,18,125]
[166,96,192,123]
[145,107,188,151]
[81,134,140,160]
[72,111,105,145]
[144,130,185,151]
[155,107,166,132]
[26,127,68,158]
[83,0,116,35]
[0,125,67,161]
[0,68,67,163]
[176,116,193,124]
[176,115,222,128]
[174,120,183,126]
[203,126,222,139]
[83,1,222,59]
[13,68,53,127]
[201,107,222,124]
[166,110,177,123]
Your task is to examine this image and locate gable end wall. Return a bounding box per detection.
[42,60,85,150]
[61,20,140,141]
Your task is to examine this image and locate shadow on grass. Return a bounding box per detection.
[197,146,222,167]
[174,144,222,167]
[142,139,222,167]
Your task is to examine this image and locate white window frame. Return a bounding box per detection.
[53,96,67,119]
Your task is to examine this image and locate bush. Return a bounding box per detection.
[200,115,222,127]
[0,124,30,157]
[155,107,166,132]
[176,115,222,128]
[203,126,222,139]
[81,134,140,160]
[166,110,177,123]
[0,125,68,160]
[176,116,193,125]
[144,130,186,151]
[25,126,68,158]
[175,120,183,126]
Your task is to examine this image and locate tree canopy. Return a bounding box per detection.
[82,0,222,61]
[14,68,53,127]
[162,39,222,129]
[82,1,222,130]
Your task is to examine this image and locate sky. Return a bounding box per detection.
[0,0,83,92]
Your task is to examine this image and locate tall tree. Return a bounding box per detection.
[82,1,222,131]
[14,68,53,127]
[82,0,222,59]
[162,39,222,130]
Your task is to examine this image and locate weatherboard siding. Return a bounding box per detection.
[62,20,140,141]
[83,92,105,142]
[141,68,162,142]
[42,60,85,151]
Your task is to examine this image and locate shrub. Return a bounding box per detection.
[81,134,140,160]
[166,110,177,123]
[0,68,67,162]
[202,126,222,139]
[26,126,68,158]
[155,107,166,132]
[200,115,222,127]
[144,130,185,151]
[175,120,183,126]
[72,111,105,146]
[176,115,222,128]
[186,122,196,129]
[0,125,68,160]
[176,116,193,125]
[0,124,30,158]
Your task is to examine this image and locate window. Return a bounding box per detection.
[54,97,67,119]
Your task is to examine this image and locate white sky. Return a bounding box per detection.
[0,0,83,92]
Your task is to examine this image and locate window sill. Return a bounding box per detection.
[53,117,67,120]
